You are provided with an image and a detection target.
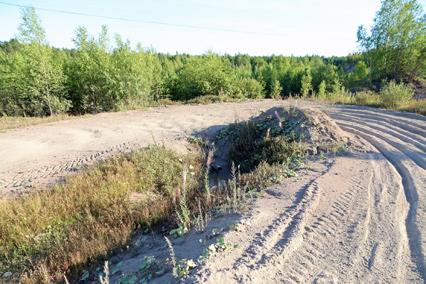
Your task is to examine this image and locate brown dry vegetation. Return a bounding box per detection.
[0,114,73,132]
[0,145,204,282]
[314,85,426,115]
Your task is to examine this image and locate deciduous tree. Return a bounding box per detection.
[357,0,426,81]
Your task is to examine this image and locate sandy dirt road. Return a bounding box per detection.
[189,104,426,283]
[0,100,425,282]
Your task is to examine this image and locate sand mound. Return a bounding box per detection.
[260,107,363,154]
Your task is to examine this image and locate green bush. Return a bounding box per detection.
[111,44,162,110]
[66,26,162,114]
[0,8,70,117]
[237,78,265,99]
[354,91,379,105]
[0,44,70,116]
[170,56,237,101]
[379,81,414,108]
[170,56,266,101]
[317,81,327,99]
[227,118,304,173]
[269,79,282,99]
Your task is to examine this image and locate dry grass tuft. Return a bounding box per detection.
[0,145,203,282]
[0,114,73,132]
[397,99,426,115]
[312,86,425,115]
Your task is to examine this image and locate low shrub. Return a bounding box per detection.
[239,161,297,192]
[236,78,265,99]
[170,56,237,101]
[353,91,380,106]
[227,115,305,173]
[187,94,240,105]
[379,81,414,108]
[397,99,426,115]
[325,88,353,104]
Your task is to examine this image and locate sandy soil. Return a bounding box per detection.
[190,153,424,283]
[0,100,424,283]
[0,100,286,196]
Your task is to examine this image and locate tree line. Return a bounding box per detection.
[0,0,424,117]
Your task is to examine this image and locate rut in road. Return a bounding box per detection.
[191,154,423,283]
[327,106,426,281]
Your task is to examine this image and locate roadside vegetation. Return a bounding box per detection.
[0,114,72,132]
[314,80,426,115]
[0,145,204,282]
[224,114,307,191]
[1,0,425,122]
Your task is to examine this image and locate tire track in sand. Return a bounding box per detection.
[191,105,424,283]
[328,107,426,282]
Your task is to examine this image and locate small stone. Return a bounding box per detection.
[2,272,12,278]
[208,244,217,253]
[187,259,197,269]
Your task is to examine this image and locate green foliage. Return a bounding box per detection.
[379,80,414,108]
[227,115,305,173]
[0,8,69,116]
[311,62,340,92]
[318,81,327,99]
[170,55,237,101]
[1,6,422,117]
[347,61,370,88]
[139,256,164,280]
[357,0,426,81]
[397,99,426,115]
[269,79,283,99]
[66,26,163,113]
[237,78,265,99]
[310,82,424,114]
[0,44,69,116]
[354,91,380,105]
[17,7,46,44]
[175,259,197,278]
[65,26,114,113]
[300,69,313,97]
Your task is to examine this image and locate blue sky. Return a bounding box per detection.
[0,0,424,56]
